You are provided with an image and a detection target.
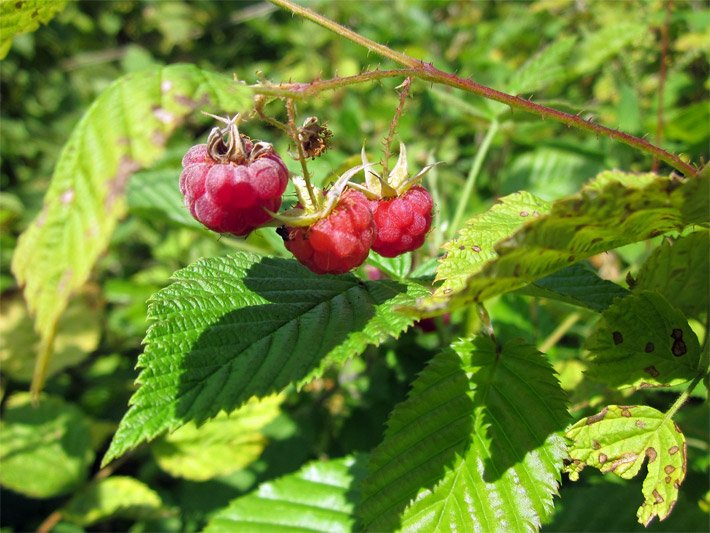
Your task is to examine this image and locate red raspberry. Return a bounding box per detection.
[370,186,433,257]
[280,189,376,275]
[179,142,288,236]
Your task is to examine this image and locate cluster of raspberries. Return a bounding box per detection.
[180,137,433,275]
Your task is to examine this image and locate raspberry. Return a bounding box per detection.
[179,130,288,236]
[281,189,376,274]
[370,186,433,257]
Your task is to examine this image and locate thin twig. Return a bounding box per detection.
[381,77,411,176]
[285,99,318,207]
[269,0,698,177]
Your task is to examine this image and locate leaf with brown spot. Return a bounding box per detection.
[585,291,700,389]
[11,64,252,395]
[0,0,66,58]
[565,405,687,526]
[419,171,709,313]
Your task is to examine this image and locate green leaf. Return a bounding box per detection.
[518,262,630,312]
[0,393,93,498]
[62,476,166,527]
[127,167,203,229]
[634,230,709,320]
[205,455,365,532]
[151,394,282,481]
[358,347,475,531]
[507,36,577,94]
[359,337,569,531]
[435,191,552,296]
[565,405,688,526]
[573,22,648,77]
[11,64,251,393]
[585,291,701,389]
[0,289,102,382]
[103,252,428,465]
[0,0,66,58]
[366,250,412,280]
[422,171,709,313]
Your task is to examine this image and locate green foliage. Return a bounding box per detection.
[11,64,251,392]
[634,230,709,321]
[360,337,569,531]
[566,405,688,526]
[104,252,428,465]
[586,291,701,389]
[423,171,709,313]
[62,476,166,527]
[2,1,708,531]
[0,0,66,58]
[205,456,365,532]
[0,393,93,498]
[151,394,283,481]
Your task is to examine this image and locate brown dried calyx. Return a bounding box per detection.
[205,113,274,165]
[297,116,332,159]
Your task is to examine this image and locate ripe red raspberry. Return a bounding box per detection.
[280,189,376,275]
[179,120,288,236]
[370,186,433,257]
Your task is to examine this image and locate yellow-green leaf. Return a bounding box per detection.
[0,0,66,59]
[566,405,687,526]
[11,64,251,394]
[151,394,282,481]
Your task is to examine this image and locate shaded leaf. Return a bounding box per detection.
[127,167,203,229]
[62,476,166,527]
[585,291,700,389]
[422,171,709,313]
[151,394,282,481]
[103,252,428,465]
[360,337,569,531]
[435,191,551,296]
[0,393,93,498]
[566,405,688,526]
[518,262,629,312]
[634,230,709,320]
[11,64,251,393]
[0,0,66,58]
[205,456,365,532]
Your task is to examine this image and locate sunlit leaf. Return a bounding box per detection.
[151,394,282,481]
[62,476,166,526]
[421,171,709,313]
[634,230,709,320]
[11,64,251,394]
[0,0,66,58]
[585,291,700,389]
[103,252,428,465]
[0,393,93,498]
[205,456,365,532]
[566,405,687,526]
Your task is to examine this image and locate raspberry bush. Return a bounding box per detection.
[3,1,708,532]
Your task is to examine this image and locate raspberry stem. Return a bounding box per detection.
[286,99,319,210]
[381,77,411,177]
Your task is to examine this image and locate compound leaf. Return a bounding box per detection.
[507,36,577,95]
[62,476,166,527]
[103,252,428,465]
[0,0,66,58]
[565,405,687,526]
[585,291,700,389]
[634,230,709,320]
[0,393,93,498]
[359,336,569,531]
[205,455,365,532]
[435,191,551,296]
[151,394,282,481]
[11,64,251,394]
[422,171,709,313]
